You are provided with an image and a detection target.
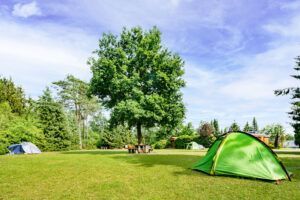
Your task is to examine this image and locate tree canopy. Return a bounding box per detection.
[53,75,99,149]
[261,124,285,148]
[0,77,26,115]
[88,27,185,144]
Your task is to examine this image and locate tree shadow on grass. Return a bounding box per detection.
[275,151,300,155]
[112,154,201,170]
[61,150,127,155]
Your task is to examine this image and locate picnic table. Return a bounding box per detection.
[127,144,152,153]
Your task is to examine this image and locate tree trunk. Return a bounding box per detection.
[82,117,85,148]
[76,103,82,149]
[86,118,89,141]
[137,123,142,144]
[274,133,279,149]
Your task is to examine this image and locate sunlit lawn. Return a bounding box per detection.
[0,149,300,200]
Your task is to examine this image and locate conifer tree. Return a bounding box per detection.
[36,88,71,151]
[211,119,220,136]
[230,121,240,132]
[243,122,251,133]
[275,56,300,147]
[252,117,258,132]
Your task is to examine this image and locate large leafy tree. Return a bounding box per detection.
[275,56,300,147]
[89,27,185,144]
[36,88,71,151]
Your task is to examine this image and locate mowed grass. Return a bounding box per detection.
[0,149,300,200]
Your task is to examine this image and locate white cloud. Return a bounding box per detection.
[220,44,298,100]
[183,42,298,133]
[12,1,42,18]
[280,1,300,10]
[1,0,298,134]
[0,19,97,98]
[264,15,300,38]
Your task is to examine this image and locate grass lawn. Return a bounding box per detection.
[1,149,300,200]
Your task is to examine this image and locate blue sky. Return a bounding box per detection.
[0,0,300,132]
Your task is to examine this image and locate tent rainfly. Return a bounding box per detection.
[192,131,291,181]
[8,142,41,154]
[283,140,298,148]
[186,142,204,150]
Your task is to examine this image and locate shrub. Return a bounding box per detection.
[172,134,216,149]
[0,135,9,155]
[154,140,168,149]
[193,135,215,148]
[174,135,194,149]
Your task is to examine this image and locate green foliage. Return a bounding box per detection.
[90,111,108,133]
[252,117,258,131]
[285,134,294,141]
[174,135,194,149]
[194,135,216,148]
[173,134,214,149]
[198,122,213,137]
[143,127,160,144]
[64,112,80,150]
[153,139,168,149]
[83,130,101,149]
[243,122,251,132]
[179,122,196,136]
[89,26,185,143]
[230,121,240,132]
[0,102,44,154]
[53,75,100,149]
[0,77,26,114]
[164,122,196,138]
[194,122,216,147]
[98,125,136,148]
[0,76,106,153]
[261,124,286,148]
[211,119,220,136]
[36,88,71,151]
[275,56,300,147]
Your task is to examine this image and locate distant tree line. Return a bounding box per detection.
[0,76,294,154]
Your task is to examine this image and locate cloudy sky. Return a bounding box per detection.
[0,0,299,132]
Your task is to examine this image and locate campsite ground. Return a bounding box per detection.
[0,149,300,200]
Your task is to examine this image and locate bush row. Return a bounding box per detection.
[153,134,215,149]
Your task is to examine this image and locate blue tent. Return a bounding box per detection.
[8,142,41,154]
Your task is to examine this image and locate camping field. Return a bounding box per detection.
[0,149,300,200]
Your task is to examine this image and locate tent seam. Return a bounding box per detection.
[211,136,228,175]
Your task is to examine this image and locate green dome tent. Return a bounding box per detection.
[192,131,291,181]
